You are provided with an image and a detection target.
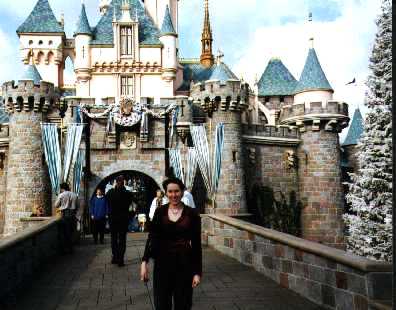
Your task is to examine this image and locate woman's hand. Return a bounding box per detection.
[192,274,201,288]
[140,261,149,282]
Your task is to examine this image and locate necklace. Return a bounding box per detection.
[169,207,182,215]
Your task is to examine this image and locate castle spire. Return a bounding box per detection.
[200,0,214,67]
[308,12,314,48]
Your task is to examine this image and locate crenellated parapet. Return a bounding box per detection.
[190,80,249,114]
[2,80,57,114]
[242,124,299,139]
[279,101,349,132]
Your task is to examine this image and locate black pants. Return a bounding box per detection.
[111,229,127,262]
[153,252,193,310]
[59,214,76,254]
[92,218,105,243]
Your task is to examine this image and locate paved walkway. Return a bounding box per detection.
[5,234,324,310]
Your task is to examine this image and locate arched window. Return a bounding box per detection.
[47,51,54,64]
[37,51,45,64]
[120,26,133,56]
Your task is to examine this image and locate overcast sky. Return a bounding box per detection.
[0,0,382,140]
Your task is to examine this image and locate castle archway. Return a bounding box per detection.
[93,170,161,215]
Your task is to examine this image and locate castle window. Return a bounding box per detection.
[121,76,134,96]
[120,26,133,56]
[28,40,33,45]
[265,96,270,103]
[48,40,53,46]
[38,40,43,45]
[280,96,285,102]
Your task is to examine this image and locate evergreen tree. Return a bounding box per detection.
[343,0,392,261]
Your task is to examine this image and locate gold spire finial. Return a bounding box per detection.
[200,0,214,67]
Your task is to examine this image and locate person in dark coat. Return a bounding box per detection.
[106,175,134,266]
[89,188,109,244]
[140,177,202,310]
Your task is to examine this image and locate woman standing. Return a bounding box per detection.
[140,178,202,310]
[89,188,109,244]
[148,189,168,221]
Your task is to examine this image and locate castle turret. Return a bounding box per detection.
[159,5,178,82]
[280,44,349,248]
[74,2,93,96]
[16,0,65,87]
[190,59,248,215]
[2,65,56,235]
[200,0,214,68]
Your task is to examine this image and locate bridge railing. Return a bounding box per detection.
[0,217,61,303]
[201,214,392,310]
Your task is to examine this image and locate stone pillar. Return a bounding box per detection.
[210,109,247,215]
[2,80,54,235]
[297,128,345,249]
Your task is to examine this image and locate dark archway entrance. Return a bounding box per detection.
[94,170,160,215]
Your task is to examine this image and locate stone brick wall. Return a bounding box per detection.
[297,128,345,249]
[209,110,247,215]
[243,142,299,204]
[0,218,61,303]
[202,214,392,310]
[3,112,51,235]
[0,150,8,235]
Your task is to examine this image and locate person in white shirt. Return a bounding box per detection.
[181,188,196,209]
[149,189,168,221]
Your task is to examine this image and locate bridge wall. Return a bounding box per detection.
[0,217,61,303]
[202,214,392,310]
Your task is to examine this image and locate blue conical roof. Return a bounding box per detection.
[209,62,238,82]
[294,48,333,94]
[342,108,364,146]
[258,58,298,96]
[17,0,64,34]
[74,3,92,36]
[161,5,176,35]
[20,65,43,85]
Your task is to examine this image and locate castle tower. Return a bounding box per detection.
[74,2,93,97]
[16,0,65,87]
[190,57,248,214]
[159,5,178,83]
[200,0,214,68]
[2,65,55,235]
[280,42,349,248]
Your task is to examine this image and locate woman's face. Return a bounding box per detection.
[156,190,162,198]
[166,183,183,205]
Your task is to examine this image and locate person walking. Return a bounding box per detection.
[55,182,79,254]
[148,189,168,221]
[140,177,202,310]
[89,188,109,244]
[106,175,133,267]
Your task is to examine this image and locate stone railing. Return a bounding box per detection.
[201,214,392,310]
[0,217,61,303]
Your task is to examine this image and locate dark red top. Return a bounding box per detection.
[142,204,202,277]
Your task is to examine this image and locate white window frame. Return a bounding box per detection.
[120,26,133,56]
[120,76,134,96]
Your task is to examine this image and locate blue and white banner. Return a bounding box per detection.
[41,123,61,194]
[63,124,84,182]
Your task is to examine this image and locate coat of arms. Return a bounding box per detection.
[119,96,135,116]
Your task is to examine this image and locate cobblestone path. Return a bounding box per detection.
[5,233,324,310]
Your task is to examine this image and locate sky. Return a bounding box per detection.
[0,0,382,141]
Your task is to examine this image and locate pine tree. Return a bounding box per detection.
[343,0,392,262]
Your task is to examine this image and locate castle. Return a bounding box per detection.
[0,0,353,249]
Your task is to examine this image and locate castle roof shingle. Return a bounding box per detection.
[294,48,333,94]
[177,60,238,91]
[74,3,92,36]
[20,65,43,85]
[258,58,298,96]
[16,0,64,34]
[160,5,176,35]
[342,108,364,146]
[91,0,161,45]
